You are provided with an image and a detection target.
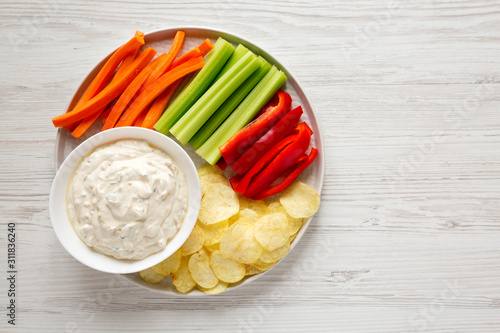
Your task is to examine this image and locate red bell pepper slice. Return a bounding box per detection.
[242,122,313,198]
[251,148,318,200]
[233,133,297,194]
[229,174,242,190]
[219,90,292,166]
[231,105,303,175]
[254,92,279,119]
[216,157,228,171]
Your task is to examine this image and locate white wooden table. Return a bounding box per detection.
[2,1,500,332]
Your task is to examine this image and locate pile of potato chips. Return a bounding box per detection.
[140,164,321,295]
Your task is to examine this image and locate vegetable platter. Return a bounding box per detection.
[53,27,324,295]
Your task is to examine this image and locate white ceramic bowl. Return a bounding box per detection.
[49,127,201,274]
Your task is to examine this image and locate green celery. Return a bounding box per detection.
[154,38,235,134]
[189,56,271,149]
[195,66,287,165]
[213,44,249,82]
[171,51,260,145]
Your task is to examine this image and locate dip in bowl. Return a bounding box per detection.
[49,127,201,274]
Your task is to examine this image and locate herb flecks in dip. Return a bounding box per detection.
[66,139,188,260]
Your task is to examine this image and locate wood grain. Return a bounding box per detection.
[1,0,500,332]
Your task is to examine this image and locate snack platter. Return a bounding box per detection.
[53,27,324,295]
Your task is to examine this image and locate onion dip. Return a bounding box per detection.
[66,139,188,260]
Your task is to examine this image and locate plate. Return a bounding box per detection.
[55,26,325,295]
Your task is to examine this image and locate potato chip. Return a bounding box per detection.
[204,243,220,253]
[286,216,303,236]
[235,208,261,224]
[266,201,303,235]
[259,240,291,263]
[151,249,181,276]
[197,163,223,177]
[172,256,196,293]
[209,250,246,283]
[199,220,229,246]
[198,184,239,225]
[139,268,166,284]
[220,222,263,264]
[266,201,282,212]
[251,259,276,271]
[280,181,320,218]
[253,213,292,251]
[188,249,219,289]
[200,174,228,196]
[288,232,298,244]
[180,224,205,256]
[245,265,262,276]
[198,281,228,295]
[238,195,268,216]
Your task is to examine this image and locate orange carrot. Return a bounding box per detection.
[133,108,148,127]
[52,47,157,128]
[68,33,143,112]
[70,108,102,139]
[140,40,215,129]
[141,80,180,129]
[71,47,141,139]
[76,31,144,106]
[162,30,186,72]
[114,46,140,78]
[102,53,168,130]
[62,32,144,133]
[115,56,205,127]
[133,31,185,101]
[171,39,214,68]
[100,107,112,123]
[197,39,214,57]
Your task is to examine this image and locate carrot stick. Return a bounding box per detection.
[197,39,214,56]
[70,48,141,139]
[163,31,186,72]
[115,56,205,127]
[62,32,144,131]
[62,32,144,133]
[133,31,185,102]
[115,46,140,78]
[102,53,168,130]
[52,47,157,128]
[156,30,185,74]
[133,108,148,127]
[172,39,214,68]
[140,40,215,129]
[75,31,144,106]
[141,80,180,129]
[100,107,112,123]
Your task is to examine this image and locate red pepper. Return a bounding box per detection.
[219,90,292,166]
[233,133,297,194]
[216,157,228,171]
[241,122,313,198]
[229,174,242,190]
[254,92,279,119]
[251,148,318,200]
[231,106,303,175]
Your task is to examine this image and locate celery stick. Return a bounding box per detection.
[154,38,235,134]
[196,66,287,165]
[171,51,260,145]
[189,56,271,149]
[173,44,247,113]
[213,44,249,82]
